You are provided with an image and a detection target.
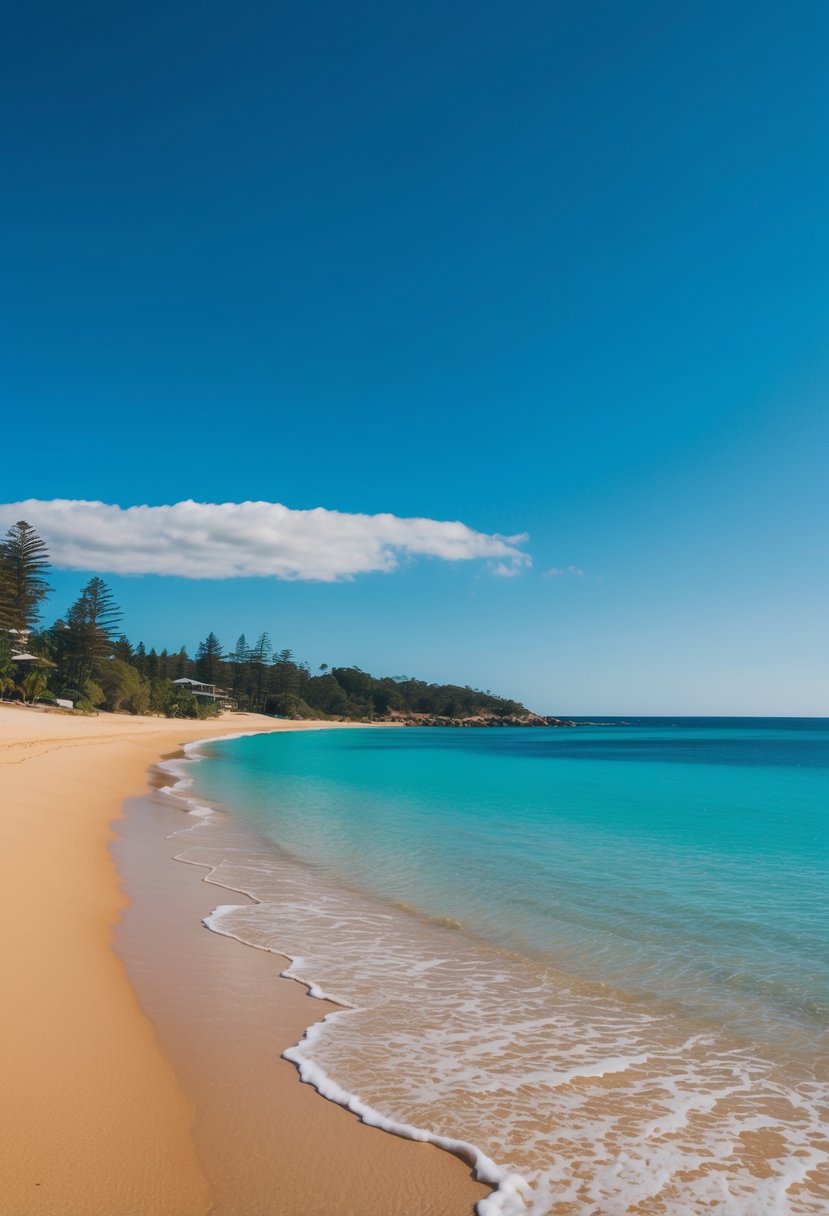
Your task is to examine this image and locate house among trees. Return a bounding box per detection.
[1,519,538,722]
[172,677,237,711]
[2,626,52,668]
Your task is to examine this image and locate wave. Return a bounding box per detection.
[154,738,829,1215]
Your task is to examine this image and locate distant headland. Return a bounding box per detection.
[0,520,569,726]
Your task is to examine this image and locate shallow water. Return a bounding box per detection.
[167,719,829,1214]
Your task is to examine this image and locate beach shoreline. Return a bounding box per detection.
[147,719,829,1216]
[0,703,487,1216]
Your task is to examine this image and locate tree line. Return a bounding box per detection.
[0,520,531,721]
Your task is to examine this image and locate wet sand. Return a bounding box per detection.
[116,785,489,1215]
[0,704,487,1216]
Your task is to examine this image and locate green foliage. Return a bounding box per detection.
[0,635,13,680]
[112,635,134,663]
[173,647,189,678]
[95,659,150,714]
[145,648,160,680]
[30,588,532,724]
[163,686,200,718]
[0,641,18,701]
[271,648,299,714]
[304,673,349,716]
[58,577,122,689]
[132,642,148,676]
[0,521,52,632]
[82,679,106,708]
[246,632,271,710]
[146,678,172,715]
[171,690,199,718]
[151,679,217,719]
[57,687,84,706]
[274,693,317,719]
[195,632,224,685]
[21,669,48,704]
[0,525,533,723]
[299,667,529,722]
[0,674,18,700]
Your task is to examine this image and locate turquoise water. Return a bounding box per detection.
[171,719,829,1214]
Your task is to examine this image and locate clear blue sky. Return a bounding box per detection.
[2,0,827,714]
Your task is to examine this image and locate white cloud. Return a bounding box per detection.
[545,564,585,578]
[0,499,531,582]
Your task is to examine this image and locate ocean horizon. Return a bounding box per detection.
[164,717,829,1215]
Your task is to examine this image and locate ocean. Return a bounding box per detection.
[164,718,829,1214]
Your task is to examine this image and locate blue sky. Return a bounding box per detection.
[2,0,827,714]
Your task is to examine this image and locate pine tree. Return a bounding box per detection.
[272,648,298,714]
[173,646,190,679]
[0,521,52,633]
[62,577,122,688]
[249,632,272,710]
[146,648,160,681]
[195,632,224,685]
[133,641,148,677]
[112,634,134,663]
[228,634,251,707]
[232,634,250,664]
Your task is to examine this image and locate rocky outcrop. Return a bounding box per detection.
[386,712,576,728]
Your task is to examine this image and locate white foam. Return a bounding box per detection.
[154,730,270,817]
[182,813,829,1215]
[203,904,516,1200]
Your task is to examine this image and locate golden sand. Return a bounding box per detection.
[0,704,486,1215]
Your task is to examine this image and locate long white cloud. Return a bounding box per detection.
[0,499,531,581]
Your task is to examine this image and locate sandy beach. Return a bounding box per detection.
[0,704,487,1216]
